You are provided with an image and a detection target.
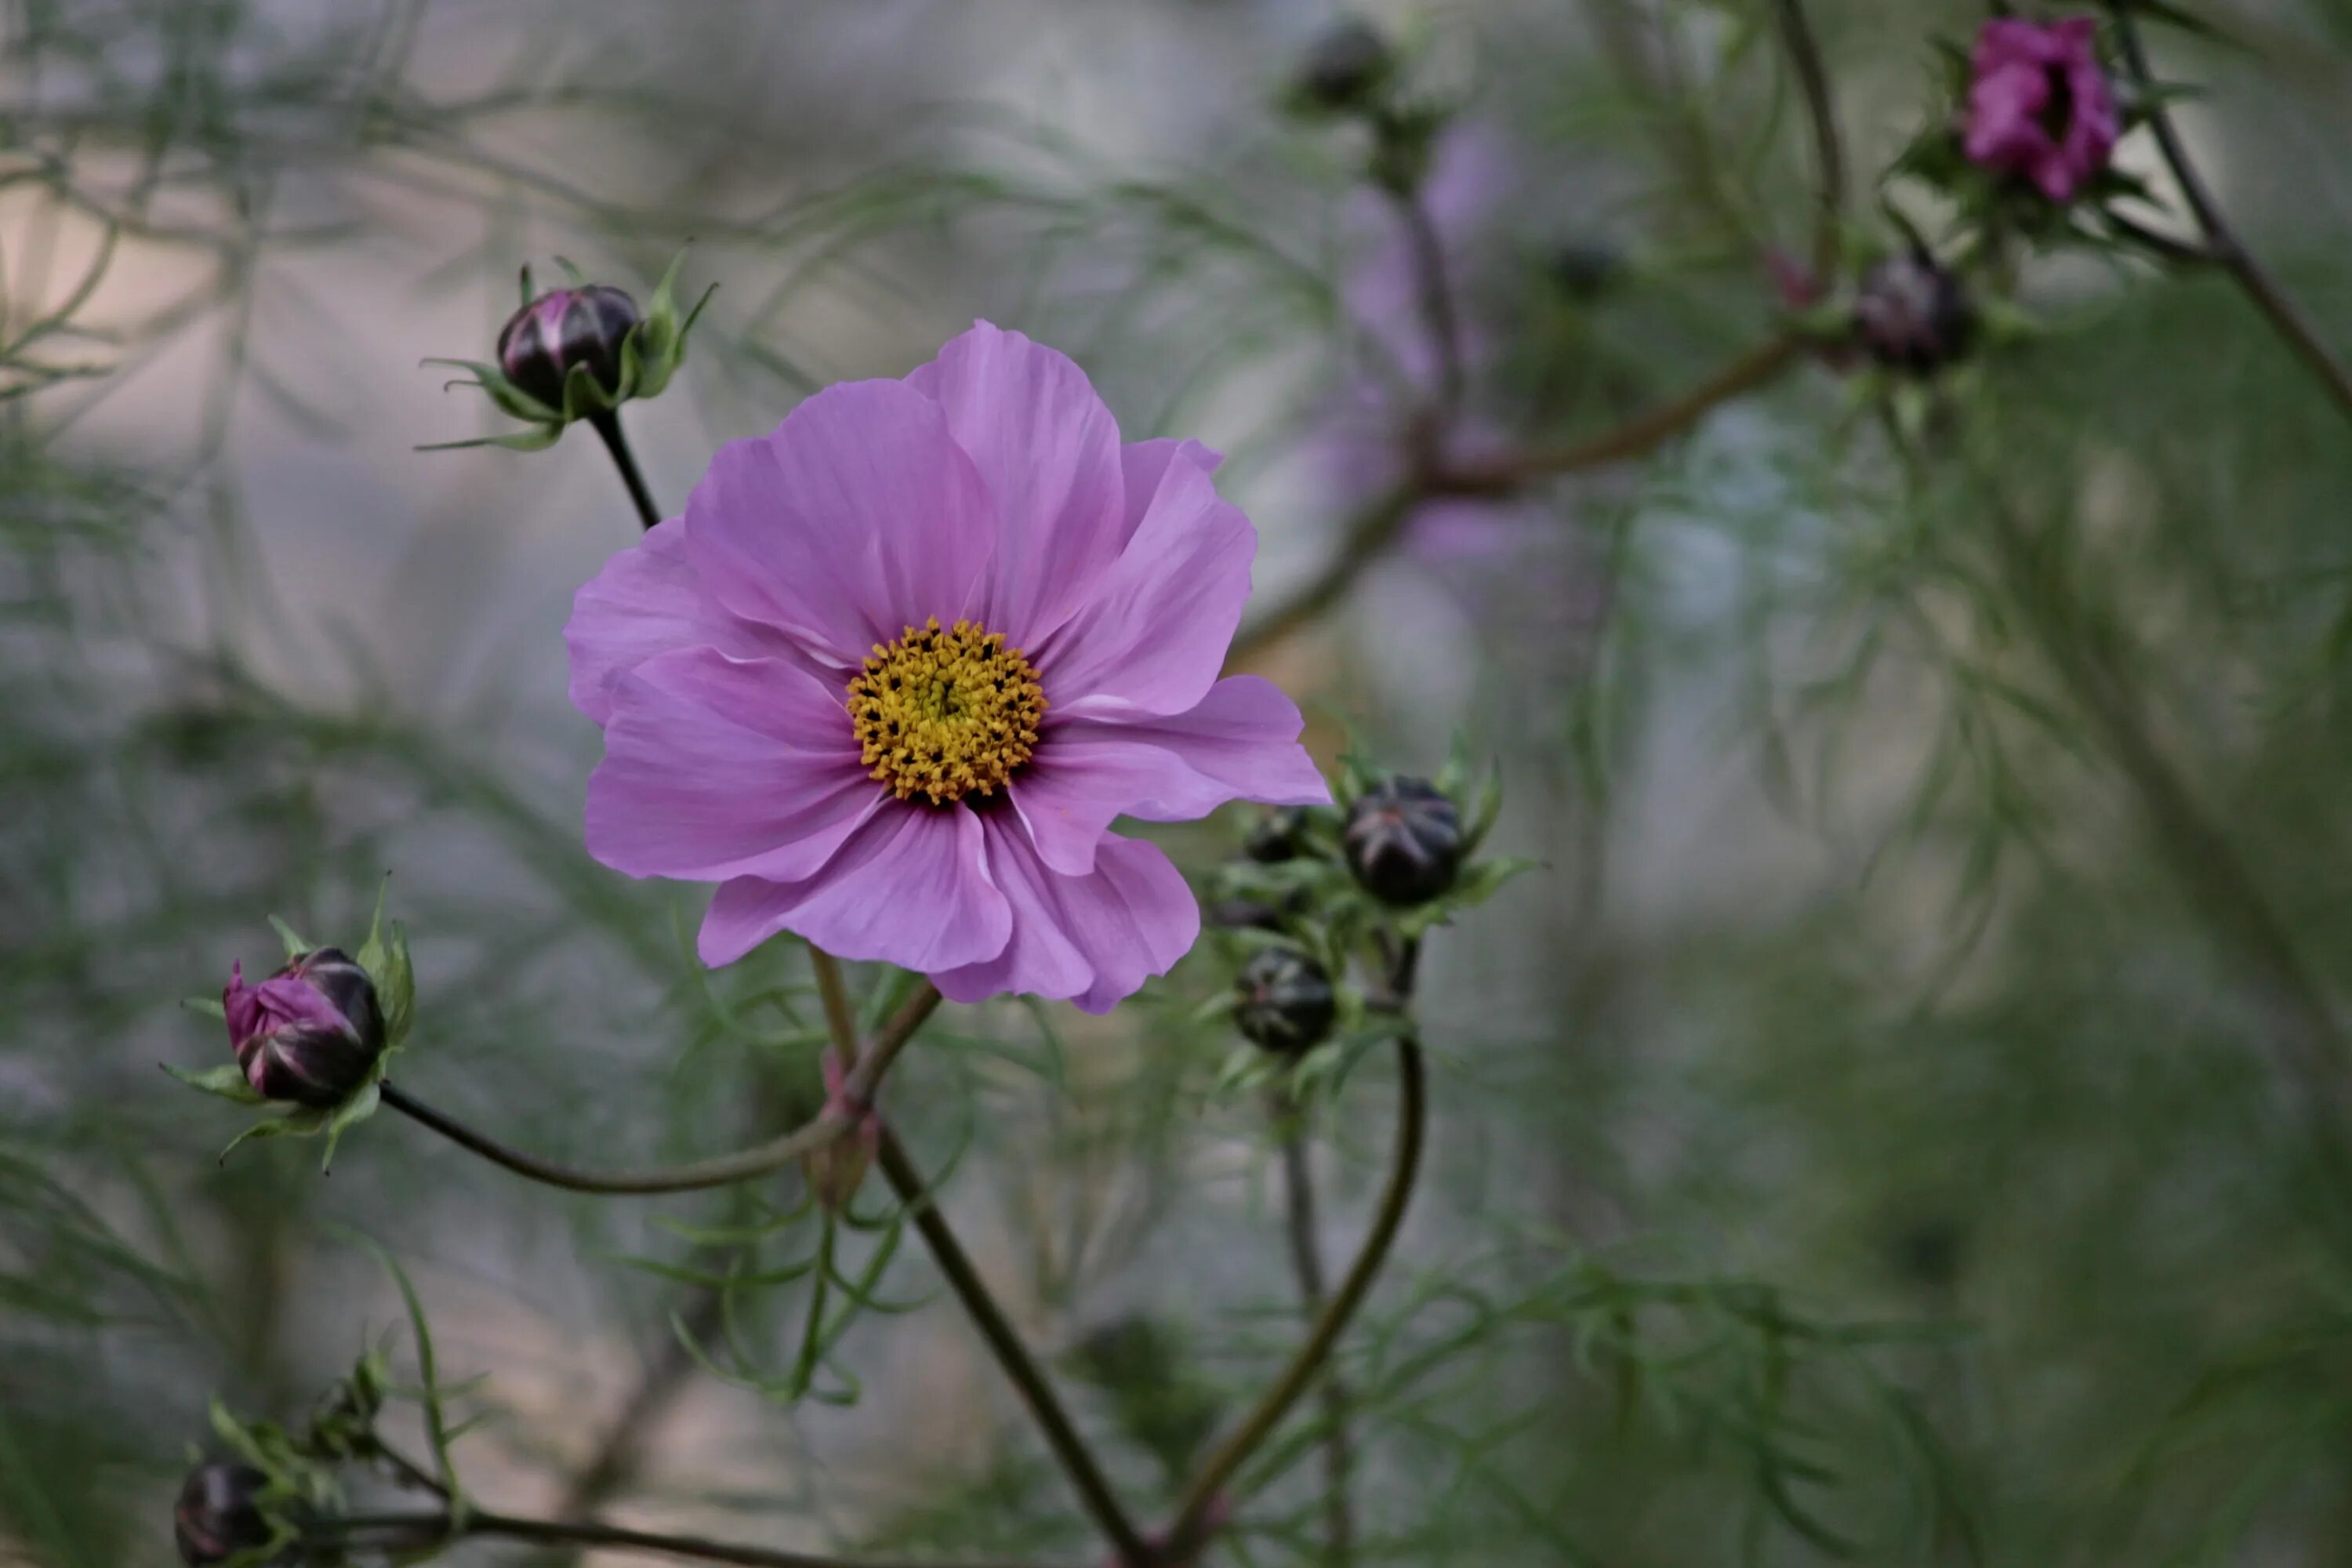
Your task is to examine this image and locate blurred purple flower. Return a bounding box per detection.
[568,321,1328,1011]
[1962,16,2118,203]
[223,948,384,1105]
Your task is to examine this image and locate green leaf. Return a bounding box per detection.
[163,1062,266,1106]
[338,1230,470,1523]
[183,996,228,1021]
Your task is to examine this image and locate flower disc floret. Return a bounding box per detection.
[848,618,1046,804]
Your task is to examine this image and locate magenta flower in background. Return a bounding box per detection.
[1962,16,2118,202]
[568,321,1329,1011]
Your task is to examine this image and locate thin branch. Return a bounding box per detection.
[1769,0,1844,279]
[1386,188,1466,419]
[1167,939,1428,1552]
[1428,332,1806,495]
[379,985,942,1196]
[1277,1105,1355,1568]
[874,1110,1152,1566]
[2108,2,2352,425]
[319,1508,1064,1568]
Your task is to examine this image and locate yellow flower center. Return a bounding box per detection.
[846,618,1047,805]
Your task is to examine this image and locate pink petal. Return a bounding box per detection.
[1120,437,1221,535]
[909,322,1127,647]
[684,380,996,668]
[699,804,1011,971]
[1007,740,1188,877]
[1047,676,1331,820]
[565,518,815,725]
[1033,449,1255,717]
[933,822,1199,1011]
[586,649,880,884]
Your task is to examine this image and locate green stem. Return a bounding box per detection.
[378,986,940,1196]
[321,1508,1062,1568]
[876,1116,1153,1566]
[1769,0,1843,279]
[1278,1105,1356,1568]
[1168,1003,1427,1549]
[804,961,1149,1566]
[2108,2,2352,426]
[590,408,664,531]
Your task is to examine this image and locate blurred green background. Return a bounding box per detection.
[10,0,2352,1563]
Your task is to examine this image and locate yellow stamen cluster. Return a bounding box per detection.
[846,618,1047,805]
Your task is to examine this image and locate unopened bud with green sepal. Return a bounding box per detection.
[423,251,712,452]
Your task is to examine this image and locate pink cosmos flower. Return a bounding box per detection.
[567,321,1330,1011]
[1962,16,2119,203]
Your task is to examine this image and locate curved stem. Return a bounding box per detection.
[2109,2,2352,426]
[1277,1105,1355,1568]
[321,1508,1062,1568]
[1168,1026,1427,1548]
[590,408,664,530]
[801,963,1146,1564]
[1769,0,1843,279]
[1387,187,1465,419]
[379,985,941,1196]
[874,1120,1152,1566]
[1429,332,1806,495]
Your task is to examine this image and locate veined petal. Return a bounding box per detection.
[908,322,1127,646]
[1052,676,1330,817]
[933,822,1198,1013]
[1033,451,1254,716]
[565,518,813,725]
[684,379,995,667]
[699,804,1011,971]
[587,649,877,885]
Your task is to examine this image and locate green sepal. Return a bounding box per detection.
[419,424,564,453]
[1392,855,1537,939]
[421,357,559,424]
[184,996,228,1021]
[165,1062,267,1105]
[267,915,311,960]
[355,880,416,1048]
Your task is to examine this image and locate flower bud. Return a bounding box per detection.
[1550,243,1621,302]
[496,284,641,412]
[1853,252,1973,376]
[223,947,387,1107]
[173,1462,274,1567]
[1235,948,1338,1055]
[1292,18,1392,115]
[1343,777,1464,906]
[1244,806,1312,865]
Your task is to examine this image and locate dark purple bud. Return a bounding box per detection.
[223,947,386,1107]
[1853,252,1974,376]
[1293,18,1392,114]
[1236,948,1338,1055]
[1550,243,1621,302]
[1343,777,1464,906]
[173,1462,274,1567]
[1244,807,1312,865]
[495,285,641,409]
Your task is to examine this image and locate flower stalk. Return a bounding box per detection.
[376,984,940,1196]
[1166,938,1427,1554]
[2103,1,2352,427]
